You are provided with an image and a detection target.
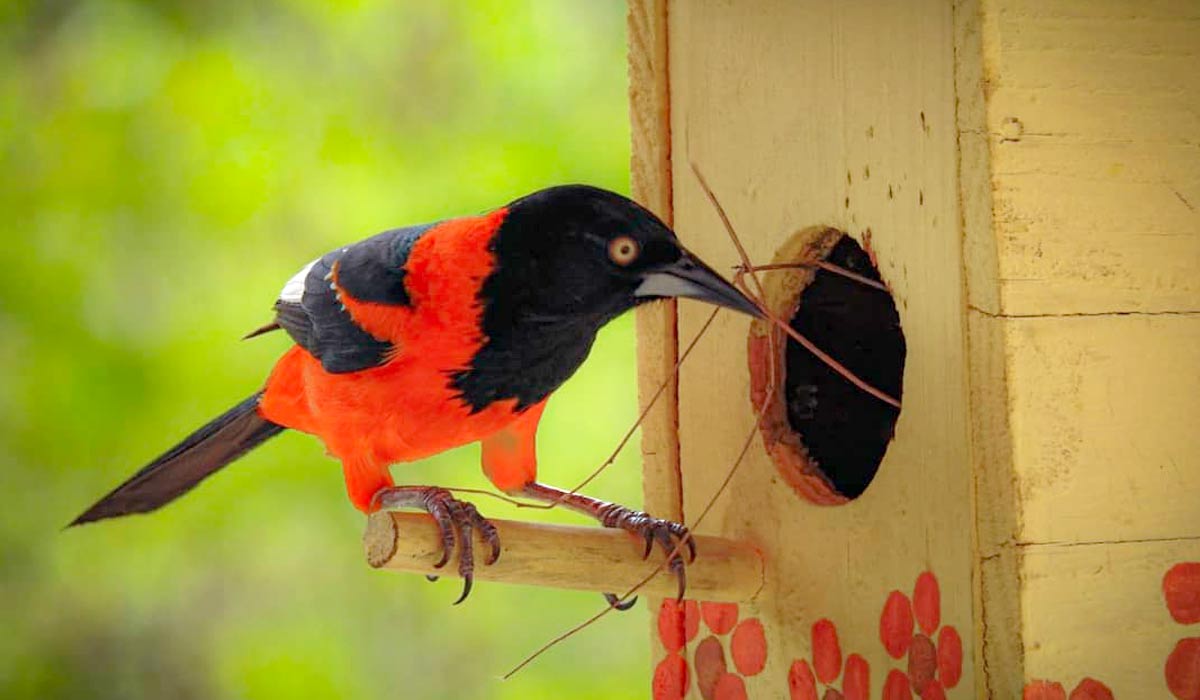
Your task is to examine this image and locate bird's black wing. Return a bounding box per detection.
[271,223,434,374]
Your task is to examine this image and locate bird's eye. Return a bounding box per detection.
[608,236,640,266]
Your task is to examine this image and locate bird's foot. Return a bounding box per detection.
[596,503,695,601]
[603,592,638,611]
[370,486,500,605]
[511,483,693,603]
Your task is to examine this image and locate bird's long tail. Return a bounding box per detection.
[69,392,284,526]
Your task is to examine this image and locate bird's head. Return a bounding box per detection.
[490,185,763,324]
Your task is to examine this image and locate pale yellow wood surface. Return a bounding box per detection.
[967,312,1200,695]
[1021,539,1195,697]
[362,512,764,601]
[1008,314,1200,545]
[628,0,690,683]
[648,1,975,697]
[959,0,1200,695]
[632,1,1200,697]
[965,310,1023,697]
[628,0,681,527]
[967,0,1200,316]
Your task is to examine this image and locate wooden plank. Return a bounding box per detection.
[989,152,1199,315]
[628,0,680,526]
[666,1,974,696]
[1006,313,1200,545]
[628,1,689,692]
[961,2,1200,693]
[1021,538,1200,697]
[967,313,1200,693]
[956,2,1022,693]
[965,309,1024,696]
[970,0,1200,315]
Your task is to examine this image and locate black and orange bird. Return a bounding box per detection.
[70,185,763,602]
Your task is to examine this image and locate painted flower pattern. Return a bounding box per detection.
[1163,562,1200,700]
[1022,678,1114,700]
[879,571,962,698]
[654,600,767,700]
[649,563,1200,698]
[786,618,870,700]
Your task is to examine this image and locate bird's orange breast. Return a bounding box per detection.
[258,209,527,467]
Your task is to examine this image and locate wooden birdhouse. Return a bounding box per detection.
[366,1,1199,697]
[626,0,1199,698]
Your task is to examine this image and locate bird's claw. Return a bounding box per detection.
[603,592,638,611]
[372,486,500,605]
[596,504,694,601]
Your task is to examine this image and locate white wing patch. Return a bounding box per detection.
[280,259,318,303]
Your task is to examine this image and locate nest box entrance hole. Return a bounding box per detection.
[748,228,906,504]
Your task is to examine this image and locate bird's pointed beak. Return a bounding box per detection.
[634,250,766,319]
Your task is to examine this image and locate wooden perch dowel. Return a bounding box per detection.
[363,511,765,602]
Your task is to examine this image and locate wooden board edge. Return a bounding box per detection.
[954,0,1003,317]
[967,310,1025,696]
[628,0,684,692]
[628,0,680,524]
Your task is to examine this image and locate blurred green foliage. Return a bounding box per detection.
[0,2,651,698]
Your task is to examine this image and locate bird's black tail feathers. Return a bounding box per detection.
[69,393,284,526]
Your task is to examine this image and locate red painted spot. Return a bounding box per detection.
[1166,637,1200,700]
[658,599,701,653]
[883,669,913,700]
[652,653,689,700]
[702,602,740,635]
[823,689,845,700]
[936,626,963,688]
[1023,680,1067,700]
[1165,563,1200,625]
[713,672,748,700]
[694,636,727,700]
[920,680,947,700]
[842,654,870,700]
[907,633,937,690]
[913,571,941,635]
[788,660,819,700]
[1068,678,1114,700]
[812,618,842,684]
[730,618,768,676]
[881,590,915,659]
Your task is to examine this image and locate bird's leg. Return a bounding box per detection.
[370,486,500,605]
[516,482,695,601]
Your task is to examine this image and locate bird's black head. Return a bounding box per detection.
[490,184,762,323]
[453,184,762,412]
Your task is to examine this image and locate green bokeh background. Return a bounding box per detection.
[1,2,651,697]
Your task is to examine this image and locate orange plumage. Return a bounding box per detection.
[257,208,542,510]
[72,185,764,604]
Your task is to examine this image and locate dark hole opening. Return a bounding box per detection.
[784,235,906,499]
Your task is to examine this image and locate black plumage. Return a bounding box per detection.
[451,186,679,412]
[69,394,284,525]
[273,223,432,374]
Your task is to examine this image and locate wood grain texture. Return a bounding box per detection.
[960,0,1200,695]
[969,310,1200,695]
[1007,313,1200,546]
[965,309,1024,697]
[1021,538,1198,696]
[666,1,974,696]
[968,0,1200,315]
[363,512,764,601]
[628,0,687,685]
[628,0,680,526]
[631,1,1199,697]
